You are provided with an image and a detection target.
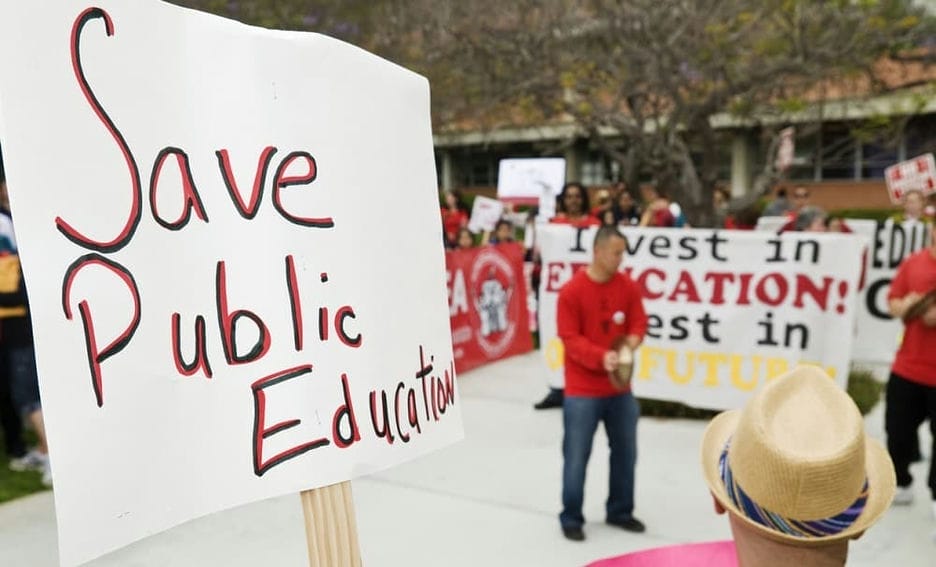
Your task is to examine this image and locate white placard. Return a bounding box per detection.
[884,153,936,203]
[496,157,565,220]
[755,215,790,233]
[0,2,463,565]
[850,218,933,364]
[467,195,504,233]
[538,226,863,409]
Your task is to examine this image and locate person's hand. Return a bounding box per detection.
[603,350,619,373]
[895,291,923,319]
[922,302,936,327]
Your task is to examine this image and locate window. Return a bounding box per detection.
[819,124,857,180]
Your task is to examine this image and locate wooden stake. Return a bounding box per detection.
[301,481,363,567]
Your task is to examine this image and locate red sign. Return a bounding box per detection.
[446,243,533,373]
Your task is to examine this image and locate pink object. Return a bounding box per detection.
[586,540,737,567]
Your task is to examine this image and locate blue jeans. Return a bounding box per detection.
[560,393,639,530]
[7,345,41,417]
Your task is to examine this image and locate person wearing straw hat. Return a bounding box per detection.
[556,225,648,542]
[701,366,896,566]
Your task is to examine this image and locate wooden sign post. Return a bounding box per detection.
[301,481,362,567]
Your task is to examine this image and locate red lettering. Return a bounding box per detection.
[148,147,209,230]
[170,313,213,378]
[216,146,277,220]
[61,8,142,253]
[251,365,329,476]
[331,374,360,449]
[272,151,334,228]
[793,274,833,310]
[62,254,141,407]
[636,268,666,299]
[703,272,735,305]
[215,261,271,365]
[667,271,702,303]
[755,273,789,306]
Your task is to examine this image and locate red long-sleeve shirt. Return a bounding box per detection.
[557,268,648,397]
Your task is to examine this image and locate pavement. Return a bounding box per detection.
[0,351,933,566]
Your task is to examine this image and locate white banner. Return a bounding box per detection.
[0,2,462,565]
[850,218,933,364]
[538,225,863,410]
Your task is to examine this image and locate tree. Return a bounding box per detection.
[387,0,936,225]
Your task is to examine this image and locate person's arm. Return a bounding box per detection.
[557,288,608,373]
[887,261,921,319]
[623,279,648,351]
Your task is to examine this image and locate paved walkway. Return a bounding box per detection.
[0,351,933,566]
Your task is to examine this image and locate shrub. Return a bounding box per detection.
[846,367,884,416]
[637,368,883,419]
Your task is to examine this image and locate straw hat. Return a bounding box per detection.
[700,366,895,545]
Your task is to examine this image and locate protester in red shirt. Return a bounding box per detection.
[885,222,936,524]
[534,182,600,410]
[556,226,648,542]
[440,190,468,248]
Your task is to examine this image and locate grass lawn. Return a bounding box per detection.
[0,436,49,504]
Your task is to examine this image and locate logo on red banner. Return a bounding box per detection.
[446,243,533,373]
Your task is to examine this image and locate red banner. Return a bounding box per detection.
[446,243,533,373]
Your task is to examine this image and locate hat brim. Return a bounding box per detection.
[700,410,896,546]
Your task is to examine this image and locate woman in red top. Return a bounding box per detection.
[550,182,600,228]
[440,190,468,248]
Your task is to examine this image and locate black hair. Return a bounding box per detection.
[593,225,626,248]
[557,181,590,215]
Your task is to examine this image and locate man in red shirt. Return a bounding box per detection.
[557,226,648,541]
[885,222,936,526]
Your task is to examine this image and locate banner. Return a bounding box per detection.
[447,243,533,373]
[850,218,933,364]
[0,3,463,565]
[538,225,863,410]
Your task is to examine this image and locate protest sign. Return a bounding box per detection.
[850,218,933,364]
[496,157,565,220]
[467,195,505,234]
[884,153,936,203]
[538,225,863,410]
[446,243,533,373]
[0,2,462,565]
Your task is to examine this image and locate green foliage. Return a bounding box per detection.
[638,368,883,420]
[847,368,884,416]
[832,208,895,222]
[0,427,46,504]
[0,458,46,504]
[637,398,719,419]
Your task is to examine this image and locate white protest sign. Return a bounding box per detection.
[755,215,789,233]
[496,157,565,220]
[0,3,462,565]
[538,226,863,409]
[775,126,795,172]
[850,218,933,364]
[467,195,504,233]
[884,153,936,203]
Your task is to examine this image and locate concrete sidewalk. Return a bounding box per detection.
[0,351,933,566]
